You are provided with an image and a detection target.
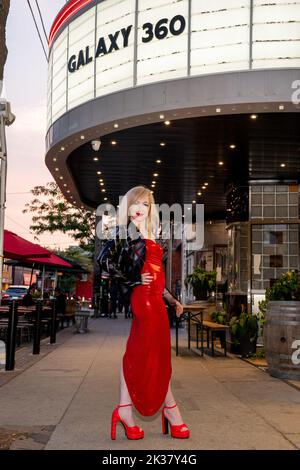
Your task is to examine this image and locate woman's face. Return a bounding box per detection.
[128,194,150,224]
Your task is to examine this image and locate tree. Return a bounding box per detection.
[0,0,10,97]
[23,182,96,253]
[55,246,94,273]
[53,246,93,295]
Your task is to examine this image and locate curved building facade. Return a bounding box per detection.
[46,0,300,308]
[46,0,300,210]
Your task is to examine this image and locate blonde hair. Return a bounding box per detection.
[117,186,160,239]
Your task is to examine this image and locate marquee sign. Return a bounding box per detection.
[47,0,300,129]
[67,14,186,74]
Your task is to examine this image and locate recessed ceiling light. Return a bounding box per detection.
[152,181,156,184]
[93,157,99,161]
[97,171,102,175]
[280,163,286,167]
[188,207,191,210]
[218,161,224,165]
[153,173,158,177]
[279,105,285,110]
[216,108,221,113]
[100,182,104,186]
[204,182,208,186]
[160,114,165,119]
[63,184,67,187]
[202,186,206,189]
[111,141,117,145]
[104,197,107,201]
[60,146,65,151]
[197,192,202,196]
[229,144,236,149]
[70,195,73,199]
[55,168,59,171]
[156,160,162,163]
[160,142,166,147]
[151,191,154,194]
[99,179,103,182]
[250,114,257,119]
[192,200,196,203]
[164,120,170,126]
[101,189,106,192]
[114,123,119,129]
[59,176,63,180]
[67,190,70,193]
[53,158,57,162]
[80,135,85,140]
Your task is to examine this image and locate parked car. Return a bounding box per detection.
[1,285,29,304]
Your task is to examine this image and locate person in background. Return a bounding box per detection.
[109,278,119,319]
[175,279,181,301]
[42,291,51,307]
[22,287,34,307]
[55,287,66,328]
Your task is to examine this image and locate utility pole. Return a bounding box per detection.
[0,1,13,304]
[0,100,15,304]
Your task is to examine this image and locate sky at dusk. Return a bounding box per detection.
[2,0,77,250]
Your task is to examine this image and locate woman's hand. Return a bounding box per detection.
[141,272,154,285]
[174,300,184,317]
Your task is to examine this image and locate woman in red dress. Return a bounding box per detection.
[101,186,190,440]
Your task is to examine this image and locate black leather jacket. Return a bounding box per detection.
[96,223,178,306]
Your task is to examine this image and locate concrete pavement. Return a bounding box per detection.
[0,316,300,450]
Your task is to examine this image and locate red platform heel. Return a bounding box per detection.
[111,403,144,440]
[161,403,190,439]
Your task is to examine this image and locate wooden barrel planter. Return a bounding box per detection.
[264,301,300,380]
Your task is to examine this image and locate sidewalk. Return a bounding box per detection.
[0,316,300,450]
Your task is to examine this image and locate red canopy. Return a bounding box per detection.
[24,253,73,268]
[3,230,73,268]
[3,230,51,260]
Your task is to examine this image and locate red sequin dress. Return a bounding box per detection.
[122,239,172,416]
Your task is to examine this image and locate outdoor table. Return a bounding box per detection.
[175,304,206,356]
[74,310,91,334]
[197,320,230,357]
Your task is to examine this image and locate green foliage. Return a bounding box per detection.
[249,350,266,359]
[229,311,259,346]
[210,310,226,325]
[264,270,300,301]
[54,246,92,294]
[23,182,96,252]
[185,267,217,300]
[257,271,300,332]
[55,246,93,271]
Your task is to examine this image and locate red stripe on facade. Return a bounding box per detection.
[48,0,95,48]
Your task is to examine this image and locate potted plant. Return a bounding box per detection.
[185,267,217,300]
[229,309,259,357]
[262,270,300,380]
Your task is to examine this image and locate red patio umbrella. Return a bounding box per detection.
[3,230,51,260]
[24,253,73,268]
